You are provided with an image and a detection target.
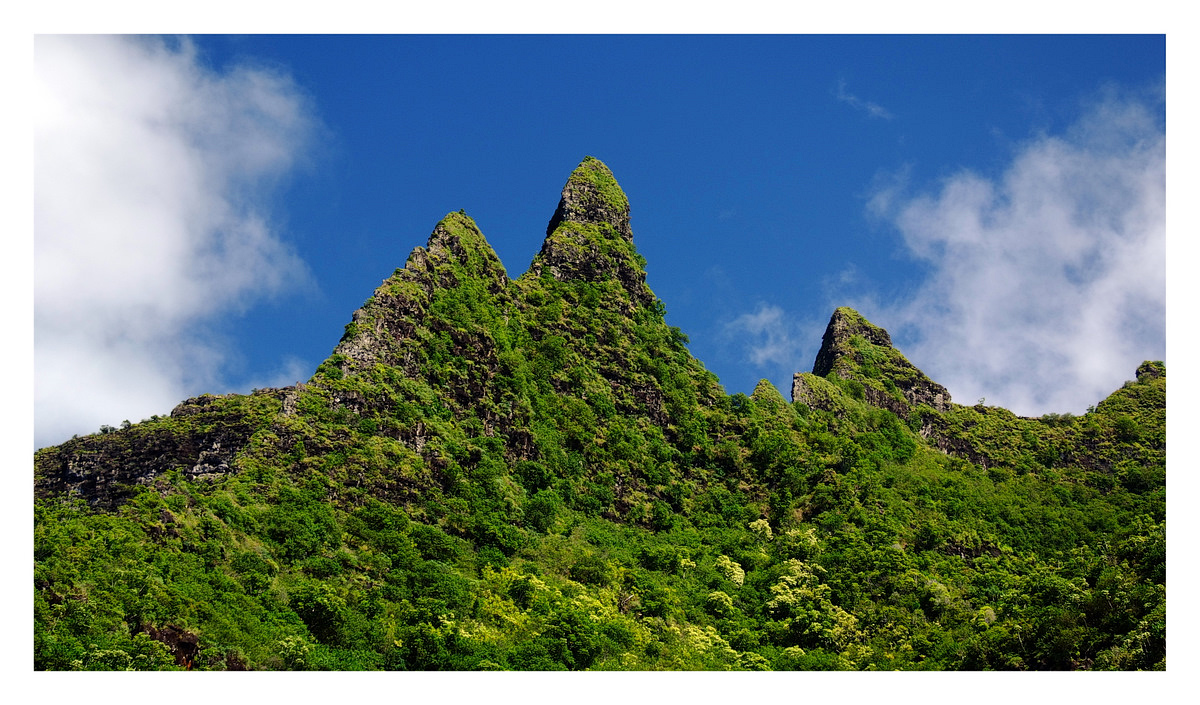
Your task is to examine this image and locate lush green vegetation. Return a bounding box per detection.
[34,158,1165,671]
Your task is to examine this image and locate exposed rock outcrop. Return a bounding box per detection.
[1137,360,1165,382]
[141,624,200,670]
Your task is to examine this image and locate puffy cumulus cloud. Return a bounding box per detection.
[35,36,315,447]
[867,87,1164,415]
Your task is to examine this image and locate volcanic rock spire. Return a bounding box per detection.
[526,156,655,309]
[545,155,633,241]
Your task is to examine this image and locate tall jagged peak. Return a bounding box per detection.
[796,307,951,415]
[545,156,632,241]
[525,157,654,309]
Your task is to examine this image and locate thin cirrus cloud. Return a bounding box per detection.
[834,79,895,120]
[865,86,1165,416]
[35,35,317,448]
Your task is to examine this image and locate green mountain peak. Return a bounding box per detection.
[811,307,894,377]
[545,156,632,240]
[331,210,509,375]
[424,210,509,285]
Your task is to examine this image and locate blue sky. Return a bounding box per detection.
[34,34,1167,447]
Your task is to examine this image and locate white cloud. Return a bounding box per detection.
[866,87,1165,415]
[35,36,315,447]
[726,303,805,369]
[835,79,894,120]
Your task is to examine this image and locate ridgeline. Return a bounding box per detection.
[34,157,1165,671]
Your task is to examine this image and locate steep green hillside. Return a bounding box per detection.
[34,158,1165,671]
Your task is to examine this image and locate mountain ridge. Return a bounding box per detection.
[34,157,1165,671]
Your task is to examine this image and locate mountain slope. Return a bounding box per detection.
[34,158,1165,671]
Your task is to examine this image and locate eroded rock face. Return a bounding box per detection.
[34,391,285,508]
[35,421,246,507]
[1137,360,1165,382]
[141,624,200,670]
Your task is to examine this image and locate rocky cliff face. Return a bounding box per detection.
[33,390,285,508]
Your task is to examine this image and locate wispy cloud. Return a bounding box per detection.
[835,79,894,120]
[865,86,1165,415]
[725,303,805,369]
[35,35,317,447]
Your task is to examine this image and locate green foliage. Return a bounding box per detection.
[525,489,564,533]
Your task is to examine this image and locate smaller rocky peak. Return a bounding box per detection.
[812,307,892,377]
[545,156,632,241]
[407,211,509,292]
[805,307,951,415]
[1136,360,1166,383]
[751,378,787,405]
